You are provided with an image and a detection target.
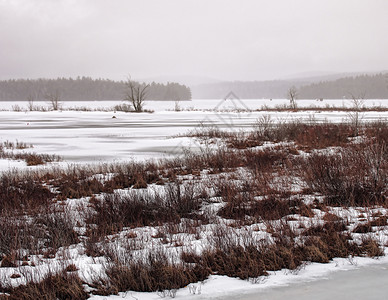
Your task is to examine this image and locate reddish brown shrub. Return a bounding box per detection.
[1,271,88,300]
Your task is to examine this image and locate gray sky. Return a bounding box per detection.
[1,0,388,82]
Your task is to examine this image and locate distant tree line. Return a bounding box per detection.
[191,73,388,99]
[0,77,191,101]
[297,73,388,99]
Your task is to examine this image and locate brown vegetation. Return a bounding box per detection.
[1,120,387,297]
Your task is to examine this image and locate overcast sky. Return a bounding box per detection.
[1,0,388,82]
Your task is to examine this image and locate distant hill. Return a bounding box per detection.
[191,79,310,99]
[297,73,388,99]
[191,73,388,99]
[279,70,388,82]
[0,77,191,101]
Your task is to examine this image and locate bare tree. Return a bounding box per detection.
[173,94,181,112]
[27,94,35,111]
[347,92,365,136]
[124,76,149,112]
[287,86,298,109]
[45,90,62,111]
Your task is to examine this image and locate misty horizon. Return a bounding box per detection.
[1,69,387,85]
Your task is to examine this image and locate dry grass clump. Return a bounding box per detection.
[204,122,354,150]
[0,173,53,212]
[359,237,384,257]
[301,143,387,207]
[301,222,360,261]
[187,219,381,282]
[0,254,17,268]
[0,271,88,300]
[353,215,388,233]
[86,181,206,238]
[365,121,388,144]
[0,147,61,166]
[199,245,270,279]
[36,211,79,250]
[187,125,234,140]
[243,148,287,173]
[0,217,42,259]
[86,192,171,236]
[199,224,302,279]
[219,195,295,221]
[1,140,32,150]
[93,251,208,295]
[54,175,106,200]
[292,123,351,149]
[65,264,78,272]
[0,209,79,260]
[24,154,45,166]
[103,162,160,190]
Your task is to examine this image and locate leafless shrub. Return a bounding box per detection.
[113,103,132,112]
[164,180,205,219]
[11,104,23,112]
[2,140,32,150]
[0,148,61,166]
[254,114,273,140]
[301,144,387,206]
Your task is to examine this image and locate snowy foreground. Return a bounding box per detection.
[0,99,388,299]
[89,256,388,300]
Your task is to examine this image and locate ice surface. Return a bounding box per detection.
[0,99,387,168]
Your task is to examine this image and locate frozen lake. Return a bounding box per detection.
[0,99,387,164]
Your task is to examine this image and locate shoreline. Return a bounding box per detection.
[88,253,388,299]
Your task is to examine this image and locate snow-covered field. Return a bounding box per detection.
[2,98,388,111]
[0,99,387,166]
[1,99,388,299]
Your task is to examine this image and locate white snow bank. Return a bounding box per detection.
[88,252,388,300]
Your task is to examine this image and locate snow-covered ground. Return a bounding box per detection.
[1,99,388,299]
